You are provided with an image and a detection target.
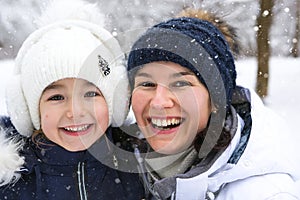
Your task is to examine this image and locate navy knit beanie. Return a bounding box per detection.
[127,17,237,111]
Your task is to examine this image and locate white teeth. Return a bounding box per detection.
[64,125,89,132]
[162,119,167,127]
[151,118,181,128]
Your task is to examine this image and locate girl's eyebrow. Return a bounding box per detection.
[85,81,97,87]
[44,84,64,91]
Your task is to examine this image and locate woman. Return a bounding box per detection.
[127,16,300,199]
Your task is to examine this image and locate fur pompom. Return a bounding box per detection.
[36,0,105,28]
[177,8,240,57]
[0,128,24,186]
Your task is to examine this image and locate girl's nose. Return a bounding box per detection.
[65,97,85,119]
[150,84,174,109]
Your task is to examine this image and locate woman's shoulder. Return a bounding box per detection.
[217,173,300,200]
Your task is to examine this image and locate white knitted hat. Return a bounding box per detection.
[6,0,129,137]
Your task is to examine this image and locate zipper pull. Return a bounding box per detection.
[113,155,118,169]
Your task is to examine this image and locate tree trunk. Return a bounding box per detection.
[255,0,274,98]
[291,0,300,57]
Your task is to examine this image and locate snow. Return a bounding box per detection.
[0,57,299,142]
[0,59,14,115]
[235,57,300,140]
[0,0,297,59]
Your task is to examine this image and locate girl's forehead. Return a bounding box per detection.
[48,78,95,86]
[44,78,100,93]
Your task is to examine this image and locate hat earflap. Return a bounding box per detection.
[6,75,34,137]
[110,65,130,127]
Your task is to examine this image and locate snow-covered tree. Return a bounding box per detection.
[0,0,41,59]
[255,0,274,98]
[0,0,299,59]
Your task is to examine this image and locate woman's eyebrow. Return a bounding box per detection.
[135,71,194,78]
[171,71,194,78]
[135,72,152,78]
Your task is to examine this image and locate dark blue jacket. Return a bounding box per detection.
[0,117,145,200]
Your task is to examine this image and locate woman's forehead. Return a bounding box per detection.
[138,61,193,74]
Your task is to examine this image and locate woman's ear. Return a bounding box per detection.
[211,101,218,114]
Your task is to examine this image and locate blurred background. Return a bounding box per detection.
[0,0,299,59]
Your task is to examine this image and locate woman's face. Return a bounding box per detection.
[131,61,211,154]
[39,78,109,152]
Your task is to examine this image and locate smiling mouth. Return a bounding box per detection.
[63,124,92,132]
[150,118,183,130]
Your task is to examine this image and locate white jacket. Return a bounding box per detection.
[175,90,300,200]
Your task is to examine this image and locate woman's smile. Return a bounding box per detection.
[132,61,211,154]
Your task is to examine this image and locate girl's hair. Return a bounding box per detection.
[32,129,54,148]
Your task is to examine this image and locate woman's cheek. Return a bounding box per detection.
[132,91,145,111]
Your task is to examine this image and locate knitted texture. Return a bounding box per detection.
[127,17,236,109]
[6,2,129,137]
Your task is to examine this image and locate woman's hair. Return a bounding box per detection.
[193,116,232,154]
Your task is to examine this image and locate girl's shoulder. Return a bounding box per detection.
[0,116,25,187]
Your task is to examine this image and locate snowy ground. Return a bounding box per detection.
[235,57,300,141]
[0,57,299,141]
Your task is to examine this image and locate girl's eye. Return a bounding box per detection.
[170,81,192,88]
[84,91,101,97]
[48,95,64,101]
[136,81,156,88]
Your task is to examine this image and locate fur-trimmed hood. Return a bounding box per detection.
[0,127,25,186]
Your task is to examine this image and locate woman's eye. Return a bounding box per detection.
[84,91,101,97]
[171,81,191,88]
[136,81,156,88]
[48,95,64,101]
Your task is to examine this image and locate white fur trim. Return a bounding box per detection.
[0,128,24,186]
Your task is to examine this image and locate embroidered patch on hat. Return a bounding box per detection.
[98,54,110,76]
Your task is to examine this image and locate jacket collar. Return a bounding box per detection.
[22,127,114,173]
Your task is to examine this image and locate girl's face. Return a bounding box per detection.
[132,62,211,155]
[39,78,109,151]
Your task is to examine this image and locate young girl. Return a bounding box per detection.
[0,0,144,199]
[127,12,300,200]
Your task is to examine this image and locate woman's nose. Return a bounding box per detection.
[150,84,174,109]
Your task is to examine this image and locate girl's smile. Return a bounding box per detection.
[39,78,109,151]
[60,124,93,136]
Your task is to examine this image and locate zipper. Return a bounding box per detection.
[77,162,87,200]
[134,147,161,199]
